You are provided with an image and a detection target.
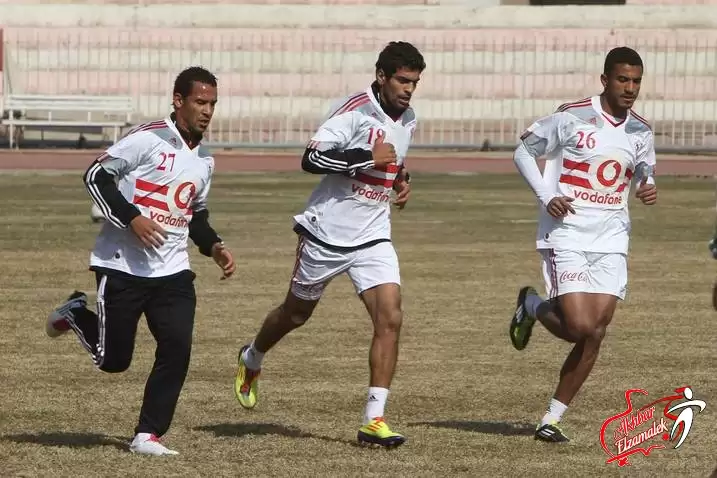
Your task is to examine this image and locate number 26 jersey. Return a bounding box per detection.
[521,96,656,254]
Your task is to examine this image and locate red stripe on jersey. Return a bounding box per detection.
[557,97,592,112]
[630,110,651,129]
[559,174,591,189]
[602,113,625,127]
[558,100,592,112]
[625,168,633,180]
[125,120,167,137]
[374,164,400,174]
[135,178,169,195]
[331,92,368,117]
[138,123,168,132]
[332,94,370,117]
[355,172,394,188]
[96,152,110,163]
[134,195,170,211]
[562,158,589,172]
[339,97,370,116]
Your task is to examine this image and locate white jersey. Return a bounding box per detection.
[88,117,215,278]
[293,86,417,248]
[522,96,656,254]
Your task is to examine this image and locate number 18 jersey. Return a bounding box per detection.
[522,96,656,254]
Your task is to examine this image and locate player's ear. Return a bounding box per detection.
[172,92,184,109]
[376,69,387,86]
[600,73,608,90]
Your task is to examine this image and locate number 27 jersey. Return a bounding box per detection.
[90,117,215,278]
[524,96,656,254]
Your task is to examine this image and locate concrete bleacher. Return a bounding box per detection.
[2,2,717,147]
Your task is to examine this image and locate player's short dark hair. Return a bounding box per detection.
[173,66,217,98]
[603,47,643,76]
[375,41,426,78]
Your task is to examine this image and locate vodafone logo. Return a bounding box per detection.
[597,160,622,187]
[588,156,629,193]
[169,181,196,214]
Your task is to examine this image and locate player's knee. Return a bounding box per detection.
[170,336,193,365]
[575,319,607,343]
[278,303,313,327]
[374,307,403,336]
[98,355,132,373]
[590,324,608,342]
[570,318,600,342]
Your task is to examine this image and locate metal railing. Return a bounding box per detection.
[2,27,717,151]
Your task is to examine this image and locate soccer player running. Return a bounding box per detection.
[509,47,658,442]
[45,66,236,456]
[233,41,424,448]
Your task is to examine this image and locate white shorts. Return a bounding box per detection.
[539,249,628,300]
[290,235,401,301]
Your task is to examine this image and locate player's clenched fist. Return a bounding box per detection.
[635,177,657,205]
[130,215,168,248]
[546,196,576,218]
[371,134,396,167]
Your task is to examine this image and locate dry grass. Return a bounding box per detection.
[1,170,716,477]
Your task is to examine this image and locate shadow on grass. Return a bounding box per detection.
[409,420,536,437]
[195,422,361,447]
[2,431,127,450]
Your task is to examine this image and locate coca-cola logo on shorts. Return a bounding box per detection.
[559,271,588,283]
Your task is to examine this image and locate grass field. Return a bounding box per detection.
[1,171,716,478]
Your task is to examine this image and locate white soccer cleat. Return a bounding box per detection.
[129,433,179,456]
[46,291,88,338]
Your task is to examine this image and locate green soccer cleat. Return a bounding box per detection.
[510,286,538,351]
[234,345,260,409]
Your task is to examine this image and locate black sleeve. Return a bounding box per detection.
[301,147,374,176]
[189,208,222,257]
[83,160,141,229]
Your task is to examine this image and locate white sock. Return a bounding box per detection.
[525,294,545,318]
[541,398,568,426]
[363,387,389,425]
[241,341,264,371]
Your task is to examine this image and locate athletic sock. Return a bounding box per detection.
[541,398,568,426]
[363,387,389,425]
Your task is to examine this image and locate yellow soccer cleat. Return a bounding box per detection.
[510,286,538,351]
[234,345,260,409]
[357,417,406,448]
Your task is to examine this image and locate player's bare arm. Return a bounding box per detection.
[83,157,168,248]
[393,167,411,209]
[188,208,234,280]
